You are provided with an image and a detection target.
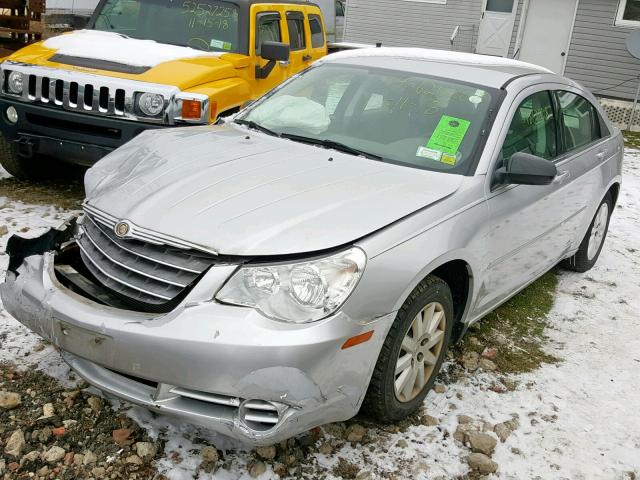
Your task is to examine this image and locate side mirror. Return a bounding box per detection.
[496,152,557,186]
[256,41,290,79]
[261,41,290,61]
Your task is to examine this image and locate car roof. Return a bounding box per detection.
[320,48,564,89]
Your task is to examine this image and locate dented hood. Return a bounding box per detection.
[84,125,464,256]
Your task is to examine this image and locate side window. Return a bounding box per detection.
[556,91,602,152]
[336,0,345,17]
[286,12,306,50]
[308,14,324,48]
[255,13,281,56]
[500,91,557,164]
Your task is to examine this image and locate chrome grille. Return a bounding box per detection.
[77,214,216,307]
[1,61,179,124]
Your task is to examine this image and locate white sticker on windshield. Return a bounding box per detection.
[416,146,442,161]
[210,38,232,50]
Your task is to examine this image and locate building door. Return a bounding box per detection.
[476,0,517,57]
[517,0,578,73]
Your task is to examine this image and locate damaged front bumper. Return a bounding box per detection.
[0,224,391,445]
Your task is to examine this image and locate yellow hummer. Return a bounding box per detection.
[0,0,328,179]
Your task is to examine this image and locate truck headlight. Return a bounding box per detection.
[7,71,24,94]
[216,247,366,323]
[138,92,164,116]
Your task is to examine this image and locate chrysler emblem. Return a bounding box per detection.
[114,221,130,238]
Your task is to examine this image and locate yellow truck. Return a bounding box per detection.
[0,0,328,179]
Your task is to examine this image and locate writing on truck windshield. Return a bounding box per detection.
[239,64,497,174]
[94,0,240,53]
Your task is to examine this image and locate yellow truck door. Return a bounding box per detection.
[284,9,313,74]
[307,12,328,62]
[251,5,289,97]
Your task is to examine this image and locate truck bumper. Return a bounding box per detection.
[0,226,390,445]
[0,98,166,166]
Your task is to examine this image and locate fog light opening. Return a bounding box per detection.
[6,106,18,124]
[238,399,281,432]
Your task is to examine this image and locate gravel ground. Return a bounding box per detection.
[1,150,639,480]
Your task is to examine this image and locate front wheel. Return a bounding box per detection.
[0,134,50,180]
[362,275,454,422]
[561,192,612,273]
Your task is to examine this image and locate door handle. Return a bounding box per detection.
[553,170,570,184]
[278,60,290,67]
[302,54,312,61]
[596,151,605,159]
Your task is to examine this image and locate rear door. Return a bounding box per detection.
[285,9,313,74]
[307,12,328,62]
[552,89,612,249]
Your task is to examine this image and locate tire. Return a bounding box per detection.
[0,133,49,180]
[362,275,454,422]
[561,192,612,273]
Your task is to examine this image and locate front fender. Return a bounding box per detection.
[185,78,252,119]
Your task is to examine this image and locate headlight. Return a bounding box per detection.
[7,71,24,94]
[216,247,366,323]
[138,92,164,116]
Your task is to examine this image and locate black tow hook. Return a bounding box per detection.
[15,136,35,158]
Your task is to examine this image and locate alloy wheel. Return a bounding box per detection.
[394,302,447,402]
[587,202,609,261]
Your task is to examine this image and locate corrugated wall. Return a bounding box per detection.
[564,0,640,101]
[343,0,483,51]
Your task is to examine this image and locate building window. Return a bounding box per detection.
[615,0,640,27]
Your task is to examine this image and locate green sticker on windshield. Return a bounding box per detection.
[426,115,471,155]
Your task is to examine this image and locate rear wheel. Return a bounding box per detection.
[0,134,49,180]
[561,193,612,273]
[362,275,454,422]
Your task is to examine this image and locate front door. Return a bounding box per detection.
[476,0,517,57]
[517,0,578,73]
[476,89,568,313]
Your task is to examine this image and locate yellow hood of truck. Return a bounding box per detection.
[4,40,250,90]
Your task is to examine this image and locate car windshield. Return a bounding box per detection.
[238,63,497,173]
[93,0,240,53]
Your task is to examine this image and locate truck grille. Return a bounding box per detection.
[26,75,127,116]
[1,61,179,124]
[77,213,216,308]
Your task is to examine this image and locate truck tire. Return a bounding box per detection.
[0,134,47,180]
[561,192,612,273]
[361,275,454,422]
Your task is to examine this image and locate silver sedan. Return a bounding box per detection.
[1,48,622,445]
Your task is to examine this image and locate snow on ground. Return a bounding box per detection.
[1,152,639,479]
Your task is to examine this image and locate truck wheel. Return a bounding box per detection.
[362,275,454,422]
[561,192,612,273]
[0,134,47,180]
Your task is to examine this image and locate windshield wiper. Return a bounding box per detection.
[280,133,383,161]
[234,119,280,137]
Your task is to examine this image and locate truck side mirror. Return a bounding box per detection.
[256,41,290,79]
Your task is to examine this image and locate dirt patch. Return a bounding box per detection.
[623,130,640,149]
[0,172,85,211]
[451,270,559,375]
[0,361,163,479]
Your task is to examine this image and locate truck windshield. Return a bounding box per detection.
[93,0,240,53]
[237,63,498,174]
